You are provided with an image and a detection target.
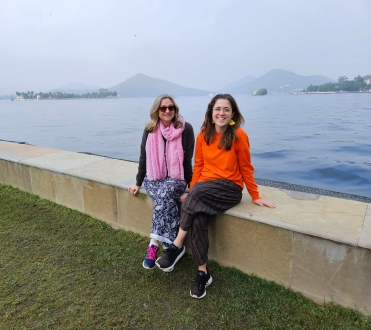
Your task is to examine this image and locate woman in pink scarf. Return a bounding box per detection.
[129,94,194,269]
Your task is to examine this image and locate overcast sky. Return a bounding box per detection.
[1,0,370,94]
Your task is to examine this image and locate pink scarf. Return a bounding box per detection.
[146,117,185,181]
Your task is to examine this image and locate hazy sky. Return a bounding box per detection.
[1,0,370,94]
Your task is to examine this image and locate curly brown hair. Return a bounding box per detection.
[201,94,245,150]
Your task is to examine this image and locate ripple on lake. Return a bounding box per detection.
[0,93,370,197]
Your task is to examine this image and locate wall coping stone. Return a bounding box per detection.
[1,140,370,250]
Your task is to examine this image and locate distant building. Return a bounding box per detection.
[363,75,371,85]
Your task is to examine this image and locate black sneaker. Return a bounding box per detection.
[190,270,213,299]
[155,244,185,272]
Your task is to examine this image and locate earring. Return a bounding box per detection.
[211,120,215,124]
[229,119,235,126]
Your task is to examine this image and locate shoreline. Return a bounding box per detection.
[305,91,371,94]
[14,97,120,101]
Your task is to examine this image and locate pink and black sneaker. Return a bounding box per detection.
[143,244,159,270]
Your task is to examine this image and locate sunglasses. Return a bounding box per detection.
[159,106,175,112]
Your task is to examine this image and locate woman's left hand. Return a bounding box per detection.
[253,199,276,208]
[179,193,188,203]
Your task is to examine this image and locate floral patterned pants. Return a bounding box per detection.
[144,177,187,249]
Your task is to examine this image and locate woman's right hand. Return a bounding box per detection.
[179,192,188,203]
[128,185,140,196]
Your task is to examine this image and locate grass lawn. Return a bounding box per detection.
[0,184,370,329]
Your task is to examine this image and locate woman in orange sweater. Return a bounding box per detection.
[156,94,275,298]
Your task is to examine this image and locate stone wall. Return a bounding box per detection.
[0,140,370,314]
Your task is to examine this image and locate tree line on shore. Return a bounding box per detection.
[0,94,13,100]
[15,89,118,100]
[306,75,371,92]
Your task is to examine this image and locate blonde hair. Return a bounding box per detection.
[145,94,183,132]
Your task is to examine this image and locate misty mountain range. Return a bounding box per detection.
[50,69,334,97]
[218,75,257,93]
[49,83,101,94]
[108,74,209,97]
[219,69,335,94]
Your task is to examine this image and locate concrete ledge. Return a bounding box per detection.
[359,204,371,249]
[0,141,370,314]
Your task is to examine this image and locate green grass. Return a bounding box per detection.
[0,184,370,329]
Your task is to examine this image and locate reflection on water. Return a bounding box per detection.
[1,93,370,197]
[312,166,370,183]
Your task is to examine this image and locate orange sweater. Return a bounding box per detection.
[190,128,261,201]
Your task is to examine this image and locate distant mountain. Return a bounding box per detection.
[108,73,210,97]
[49,82,101,93]
[227,69,335,94]
[218,75,256,93]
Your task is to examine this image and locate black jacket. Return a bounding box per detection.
[136,122,195,187]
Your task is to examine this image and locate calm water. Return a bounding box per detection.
[1,94,370,197]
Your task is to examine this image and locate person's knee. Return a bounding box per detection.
[153,188,174,201]
[156,184,178,200]
[186,186,206,205]
[187,187,200,199]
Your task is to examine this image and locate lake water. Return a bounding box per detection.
[1,93,370,198]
